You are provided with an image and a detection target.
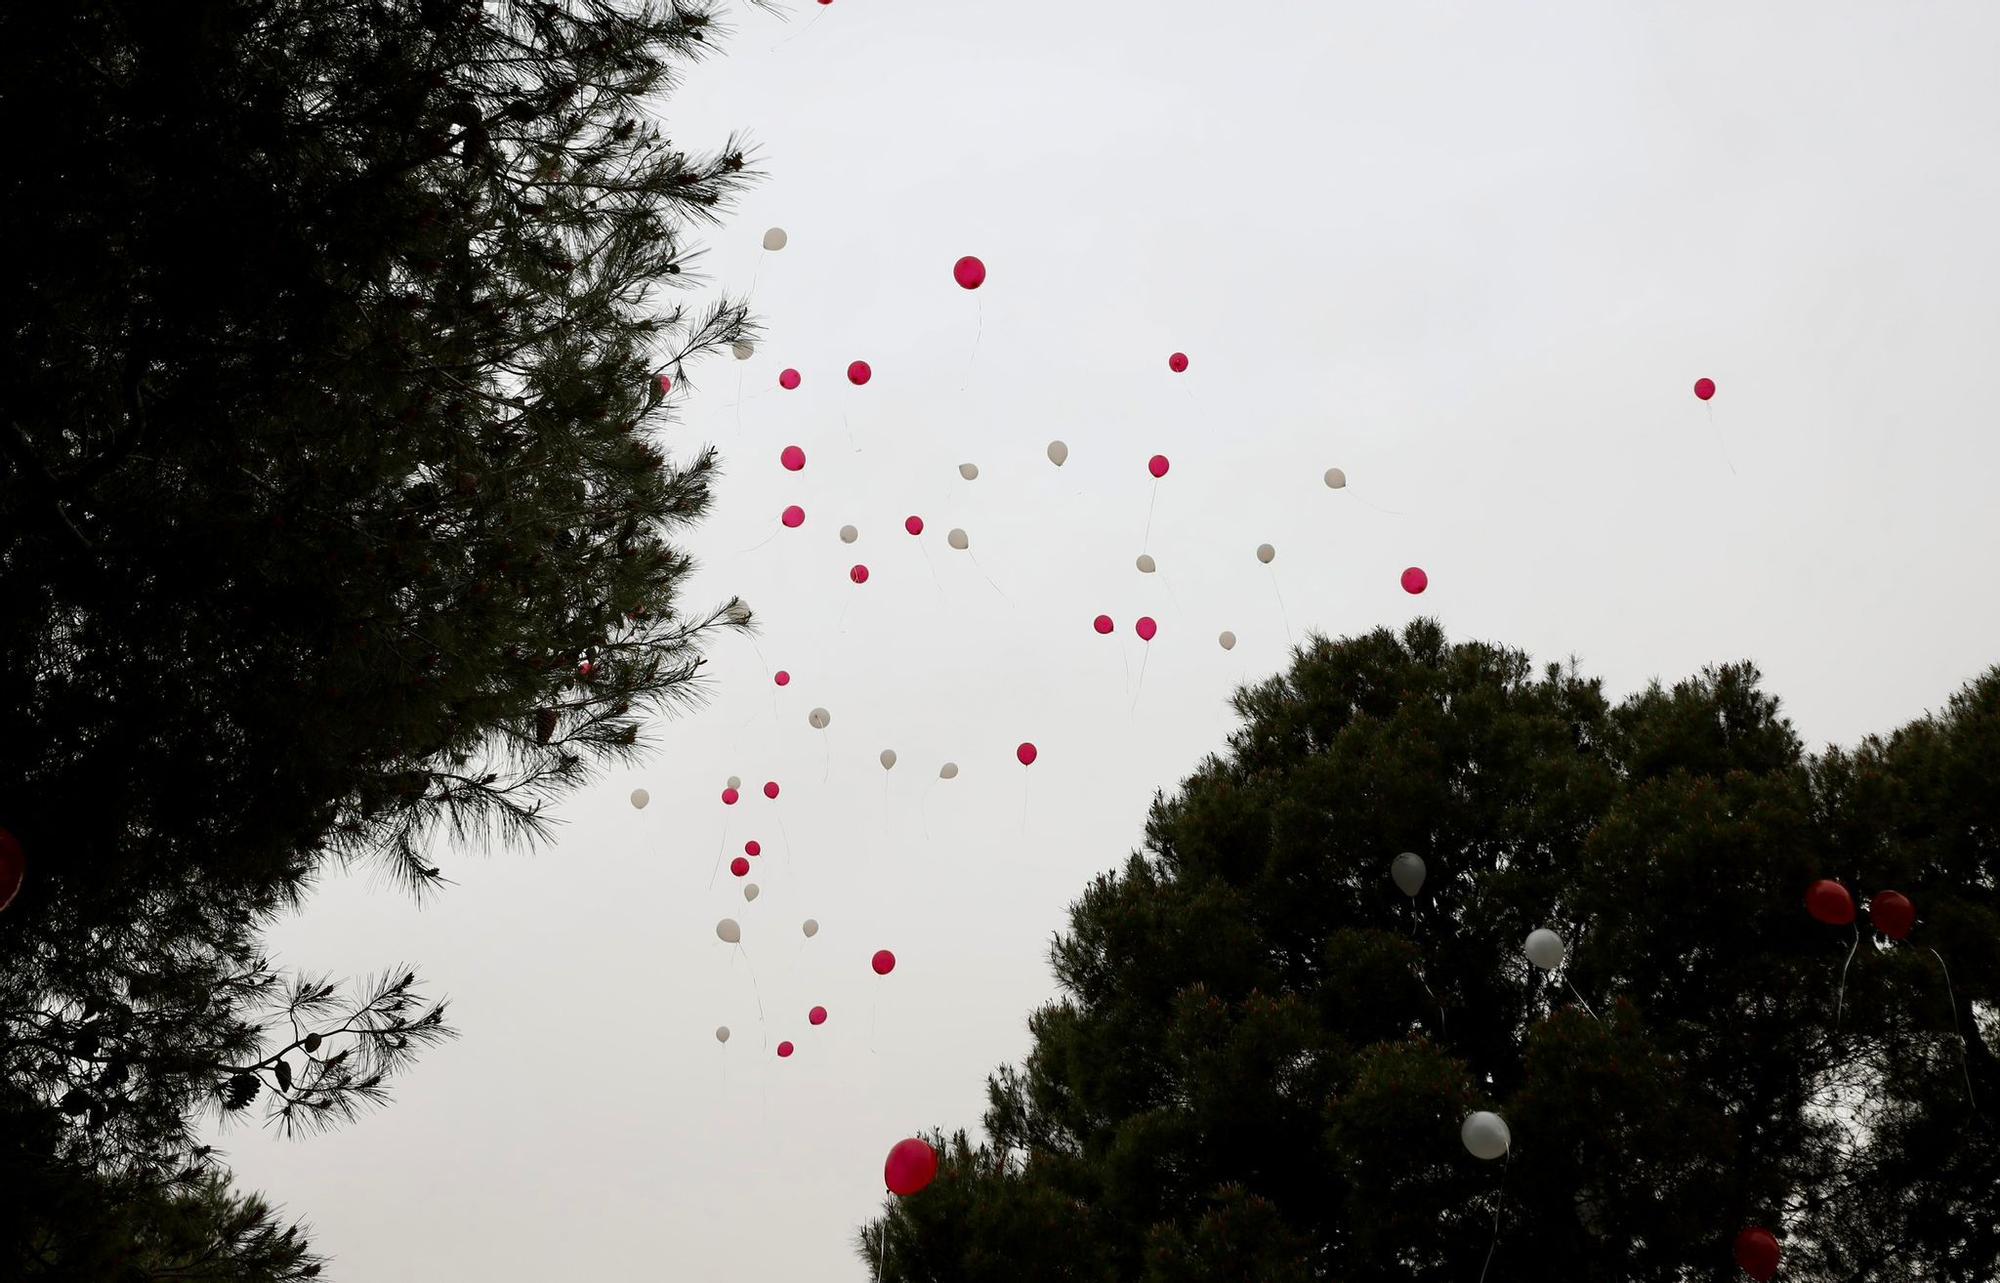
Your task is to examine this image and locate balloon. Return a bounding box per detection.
[850,564,870,584]
[764,781,780,800]
[953,256,986,289]
[872,949,897,975]
[1136,616,1157,642]
[732,341,753,361]
[762,227,788,251]
[726,602,752,625]
[1391,852,1426,897]
[1047,440,1069,466]
[716,918,741,944]
[745,840,761,857]
[1401,567,1428,595]
[777,1041,794,1058]
[802,918,819,938]
[1136,554,1156,574]
[885,1138,939,1197]
[1324,467,1347,489]
[1218,630,1236,650]
[781,445,806,471]
[809,1005,828,1026]
[1093,614,1114,635]
[657,374,672,395]
[1524,928,1565,970]
[730,857,750,878]
[947,529,969,551]
[1256,543,1275,564]
[779,368,801,390]
[781,505,805,529]
[1695,377,1717,401]
[1168,352,1189,373]
[847,360,872,386]
[1461,1111,1510,1160]
[1734,1228,1779,1281]
[809,707,830,729]
[0,828,22,914]
[1148,454,1170,478]
[721,787,740,805]
[1806,879,1855,926]
[939,762,959,780]
[727,776,741,791]
[880,749,897,769]
[1871,890,1915,940]
[744,883,760,902]
[716,1025,731,1043]
[905,515,924,536]
[840,524,859,544]
[959,463,979,480]
[1017,742,1038,766]
[775,671,791,687]
[630,788,650,809]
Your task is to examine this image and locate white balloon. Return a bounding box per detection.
[732,341,754,361]
[809,707,830,730]
[715,918,741,945]
[802,918,819,939]
[726,776,741,791]
[1461,1111,1510,1161]
[1391,852,1426,897]
[1524,928,1565,971]
[1324,467,1347,489]
[1047,440,1068,466]
[716,1025,731,1043]
[762,227,788,251]
[1256,543,1276,565]
[839,524,859,544]
[744,883,761,902]
[947,528,969,551]
[1218,630,1237,651]
[939,762,959,780]
[630,788,651,809]
[880,749,898,769]
[725,601,751,625]
[1136,554,1156,574]
[958,463,980,480]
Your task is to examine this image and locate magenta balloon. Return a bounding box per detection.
[774,670,790,686]
[721,787,739,805]
[1148,454,1170,479]
[1168,352,1189,373]
[1093,614,1113,635]
[781,505,805,529]
[779,369,801,390]
[1017,742,1038,766]
[781,445,806,471]
[872,949,896,975]
[953,256,986,289]
[1136,616,1158,641]
[730,856,749,877]
[809,1005,828,1026]
[850,564,870,584]
[847,360,872,386]
[764,780,780,799]
[885,1138,939,1197]
[1401,567,1428,595]
[905,515,924,536]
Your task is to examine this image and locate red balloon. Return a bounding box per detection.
[1093,614,1113,635]
[1733,1227,1779,1281]
[848,360,872,386]
[730,856,750,877]
[745,840,761,857]
[1695,377,1716,401]
[1136,616,1157,642]
[781,505,805,529]
[809,1005,828,1026]
[781,445,806,471]
[1148,454,1170,479]
[764,780,780,800]
[953,256,986,290]
[774,670,791,687]
[721,787,740,806]
[905,515,924,536]
[1017,742,1038,766]
[0,828,24,914]
[577,660,595,680]
[871,949,896,975]
[1401,566,1428,595]
[779,368,801,390]
[658,374,673,395]
[1168,352,1189,373]
[1805,879,1855,926]
[884,1137,939,1197]
[778,1041,795,1058]
[850,564,870,584]
[1870,890,1915,940]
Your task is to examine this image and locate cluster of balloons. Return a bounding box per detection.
[1806,878,1916,938]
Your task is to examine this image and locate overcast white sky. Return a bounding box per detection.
[221,2,2000,1277]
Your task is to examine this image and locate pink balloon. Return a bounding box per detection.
[764,780,780,800]
[809,1005,828,1026]
[1401,567,1428,595]
[1148,454,1170,479]
[774,670,790,687]
[1168,352,1189,373]
[745,840,761,857]
[730,856,750,877]
[1017,742,1038,766]
[1093,614,1113,635]
[1136,616,1158,642]
[781,505,805,529]
[779,369,801,390]
[884,1138,939,1197]
[954,256,986,290]
[1694,377,1716,401]
[848,360,872,386]
[850,564,870,584]
[658,374,673,395]
[778,1041,795,1058]
[872,949,896,975]
[721,787,740,806]
[905,515,924,536]
[781,445,806,471]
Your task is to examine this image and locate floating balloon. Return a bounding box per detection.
[1695,377,1717,402]
[840,524,859,544]
[775,671,790,687]
[732,341,753,361]
[1324,467,1347,489]
[1461,1111,1510,1160]
[1218,630,1236,650]
[779,368,801,390]
[1734,1228,1779,1282]
[1047,440,1069,466]
[781,445,806,471]
[1391,852,1426,897]
[1093,614,1114,635]
[809,1005,828,1026]
[850,564,870,584]
[1401,567,1428,595]
[905,515,924,536]
[947,529,969,551]
[0,828,22,914]
[1256,543,1275,564]
[730,857,750,878]
[630,788,650,809]
[764,781,780,800]
[745,840,761,857]
[1524,928,1565,971]
[781,505,805,529]
[880,749,897,769]
[802,919,819,938]
[959,463,979,480]
[939,762,959,780]
[721,787,740,806]
[1017,742,1038,766]
[657,374,672,395]
[809,707,830,729]
[716,918,741,944]
[953,256,986,289]
[885,1138,939,1197]
[1136,617,1158,642]
[872,949,897,975]
[744,883,760,902]
[777,1041,794,1058]
[727,776,741,791]
[847,360,872,386]
[762,227,788,251]
[1168,352,1189,373]
[716,1025,731,1043]
[1136,554,1156,574]
[1806,879,1855,926]
[1148,454,1170,478]
[1870,890,1915,940]
[725,603,752,625]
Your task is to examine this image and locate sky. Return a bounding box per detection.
[220,2,2000,1277]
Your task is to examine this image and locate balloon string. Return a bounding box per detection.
[1267,566,1294,648]
[1160,567,1183,612]
[960,296,983,393]
[1020,770,1029,836]
[734,522,781,556]
[736,943,766,1049]
[1119,638,1132,698]
[1131,646,1151,712]
[1706,402,1737,476]
[1566,973,1600,1023]
[968,553,1012,606]
[1929,947,1979,1113]
[1140,480,1159,553]
[1835,923,1860,1029]
[822,729,831,784]
[707,826,728,891]
[919,539,945,604]
[844,412,859,453]
[1476,1151,1511,1283]
[768,4,825,51]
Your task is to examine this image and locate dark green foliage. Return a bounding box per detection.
[862,621,2000,1281]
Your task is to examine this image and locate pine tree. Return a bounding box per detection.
[861,621,2000,1282]
[1,0,764,1272]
